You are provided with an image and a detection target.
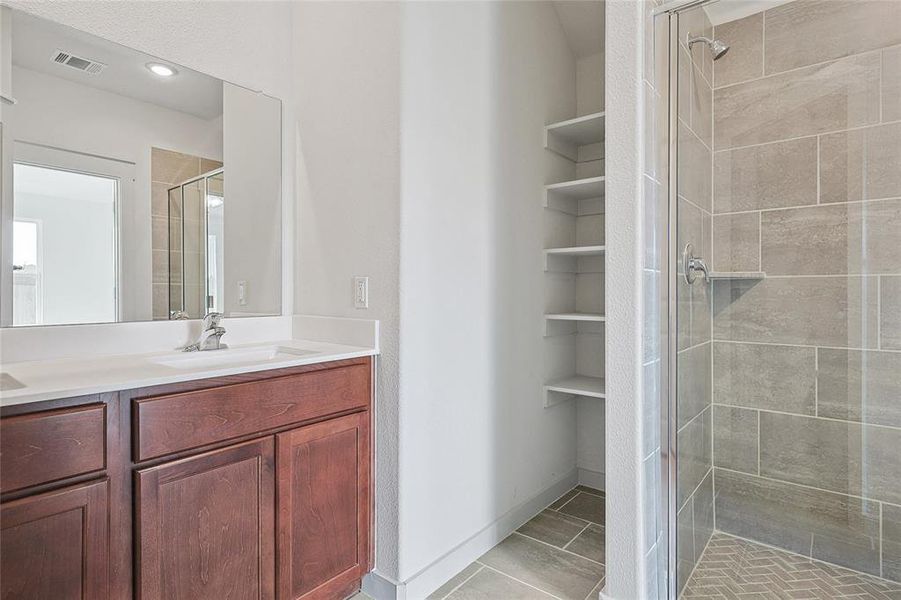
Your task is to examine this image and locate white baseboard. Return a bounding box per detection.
[578,467,605,491]
[365,469,579,600]
[362,570,402,600]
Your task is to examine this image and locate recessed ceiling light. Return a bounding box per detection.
[146,62,177,77]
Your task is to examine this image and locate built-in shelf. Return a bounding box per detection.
[544,245,606,271]
[545,312,605,322]
[545,245,605,257]
[707,271,766,281]
[544,176,605,215]
[544,112,606,161]
[545,375,606,399]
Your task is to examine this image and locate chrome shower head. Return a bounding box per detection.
[687,33,730,60]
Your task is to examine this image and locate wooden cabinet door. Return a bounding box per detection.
[277,412,371,600]
[1,478,109,600]
[136,438,275,600]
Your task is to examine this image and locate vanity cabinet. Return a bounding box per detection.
[0,479,110,599]
[135,438,277,600]
[0,357,373,600]
[277,412,371,600]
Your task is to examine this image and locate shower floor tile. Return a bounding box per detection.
[682,532,901,600]
[427,486,606,600]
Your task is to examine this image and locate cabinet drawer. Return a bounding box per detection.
[1,404,106,494]
[133,362,370,461]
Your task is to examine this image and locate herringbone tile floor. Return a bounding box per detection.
[682,533,901,600]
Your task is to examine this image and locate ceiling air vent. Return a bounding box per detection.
[51,50,106,75]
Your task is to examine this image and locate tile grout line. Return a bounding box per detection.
[475,563,565,600]
[714,117,901,154]
[711,337,901,354]
[562,522,593,552]
[713,195,901,218]
[714,42,890,93]
[816,133,821,204]
[710,402,901,433]
[511,531,605,567]
[435,565,484,600]
[756,409,761,476]
[582,577,605,600]
[706,529,901,589]
[878,275,882,351]
[814,347,819,417]
[678,465,712,515]
[715,466,901,508]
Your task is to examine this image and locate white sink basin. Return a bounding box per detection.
[149,345,318,370]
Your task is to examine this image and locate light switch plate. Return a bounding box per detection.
[237,280,247,305]
[353,276,369,309]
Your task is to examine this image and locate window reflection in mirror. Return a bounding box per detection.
[0,7,282,327]
[13,162,118,326]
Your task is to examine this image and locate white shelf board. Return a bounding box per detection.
[543,176,606,216]
[707,271,766,281]
[545,245,605,257]
[545,312,605,322]
[545,176,605,200]
[545,112,606,161]
[545,375,606,399]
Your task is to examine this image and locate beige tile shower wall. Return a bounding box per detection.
[675,5,714,593]
[710,0,901,581]
[150,147,222,320]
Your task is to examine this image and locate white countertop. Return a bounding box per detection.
[0,338,376,407]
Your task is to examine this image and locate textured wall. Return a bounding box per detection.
[709,0,901,581]
[398,0,580,582]
[292,0,403,581]
[604,0,653,597]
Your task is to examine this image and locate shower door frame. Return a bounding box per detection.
[653,1,717,598]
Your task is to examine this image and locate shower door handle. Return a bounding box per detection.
[683,243,709,284]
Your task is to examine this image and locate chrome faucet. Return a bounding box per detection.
[183,312,227,352]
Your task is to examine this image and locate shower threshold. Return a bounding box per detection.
[681,532,901,599]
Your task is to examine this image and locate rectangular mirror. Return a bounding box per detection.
[0,7,282,326]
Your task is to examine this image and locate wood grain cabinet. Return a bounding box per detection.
[277,412,371,600]
[0,357,373,600]
[136,438,276,600]
[0,479,109,600]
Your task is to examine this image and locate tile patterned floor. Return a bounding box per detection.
[682,532,901,600]
[427,486,606,600]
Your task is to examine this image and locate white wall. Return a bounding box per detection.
[577,51,606,117]
[294,0,584,590]
[6,65,222,322]
[8,0,296,321]
[223,82,281,316]
[292,0,403,580]
[575,48,607,488]
[604,0,653,598]
[398,0,578,582]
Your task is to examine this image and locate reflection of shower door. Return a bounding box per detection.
[168,168,223,319]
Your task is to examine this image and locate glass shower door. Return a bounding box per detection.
[671,1,901,598]
[168,169,224,319]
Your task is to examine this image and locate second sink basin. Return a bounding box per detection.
[149,345,318,370]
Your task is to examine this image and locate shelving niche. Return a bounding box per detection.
[542,111,605,408]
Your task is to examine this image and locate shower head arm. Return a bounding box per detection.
[686,33,713,46]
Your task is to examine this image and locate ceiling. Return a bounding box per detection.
[11,10,223,120]
[553,1,605,60]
